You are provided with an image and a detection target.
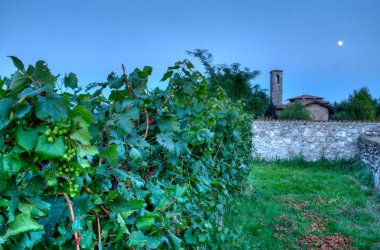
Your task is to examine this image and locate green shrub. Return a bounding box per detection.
[0,57,252,249]
[278,102,311,120]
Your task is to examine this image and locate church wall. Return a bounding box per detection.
[306,104,329,121]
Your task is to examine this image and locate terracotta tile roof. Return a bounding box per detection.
[287,94,325,101]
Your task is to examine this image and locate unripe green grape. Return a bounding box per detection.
[58,167,63,171]
[70,167,75,172]
[63,128,68,134]
[59,171,64,175]
[44,129,51,136]
[58,130,63,135]
[52,130,57,135]
[65,168,70,173]
[70,193,75,198]
[75,172,80,177]
[63,154,68,159]
[74,184,79,189]
[47,137,54,143]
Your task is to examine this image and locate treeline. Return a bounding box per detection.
[189,49,380,121]
[331,87,380,121]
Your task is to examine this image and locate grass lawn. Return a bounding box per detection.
[225,160,380,249]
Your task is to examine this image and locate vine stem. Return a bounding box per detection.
[97,216,102,247]
[83,186,110,217]
[160,87,178,109]
[122,64,136,98]
[160,198,177,213]
[144,107,149,140]
[213,136,224,162]
[122,64,150,141]
[58,192,81,250]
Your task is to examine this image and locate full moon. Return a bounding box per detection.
[338,41,344,46]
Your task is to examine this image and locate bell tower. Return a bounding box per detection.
[270,70,283,106]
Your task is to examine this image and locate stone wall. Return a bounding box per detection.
[252,120,380,161]
[358,130,380,191]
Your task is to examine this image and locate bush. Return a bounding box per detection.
[278,102,311,120]
[0,57,252,249]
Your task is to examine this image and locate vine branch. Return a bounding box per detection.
[97,216,102,247]
[122,64,136,98]
[160,86,178,109]
[160,198,177,213]
[144,107,149,140]
[83,186,110,218]
[59,192,81,250]
[213,136,224,162]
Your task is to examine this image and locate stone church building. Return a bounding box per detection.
[270,70,331,121]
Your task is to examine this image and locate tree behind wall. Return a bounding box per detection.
[265,101,278,119]
[278,102,311,120]
[346,87,377,121]
[331,100,351,120]
[187,49,269,117]
[373,98,380,119]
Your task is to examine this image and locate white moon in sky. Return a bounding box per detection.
[338,41,344,46]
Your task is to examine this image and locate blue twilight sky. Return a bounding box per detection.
[0,0,379,103]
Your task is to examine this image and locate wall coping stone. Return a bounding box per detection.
[254,119,380,123]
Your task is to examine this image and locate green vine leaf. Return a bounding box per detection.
[70,128,92,146]
[100,144,118,166]
[0,98,15,129]
[136,213,155,230]
[15,127,40,152]
[35,136,65,160]
[8,56,25,72]
[2,151,23,177]
[12,102,31,118]
[129,231,160,249]
[9,71,29,91]
[69,105,93,124]
[35,93,69,122]
[4,214,43,238]
[63,72,78,89]
[31,61,57,87]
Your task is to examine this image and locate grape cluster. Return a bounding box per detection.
[45,122,83,198]
[44,124,69,143]
[58,148,83,198]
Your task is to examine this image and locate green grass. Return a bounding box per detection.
[225,159,380,249]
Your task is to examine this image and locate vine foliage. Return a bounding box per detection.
[0,56,252,249]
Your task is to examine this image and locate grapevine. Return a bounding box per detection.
[0,57,252,249]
